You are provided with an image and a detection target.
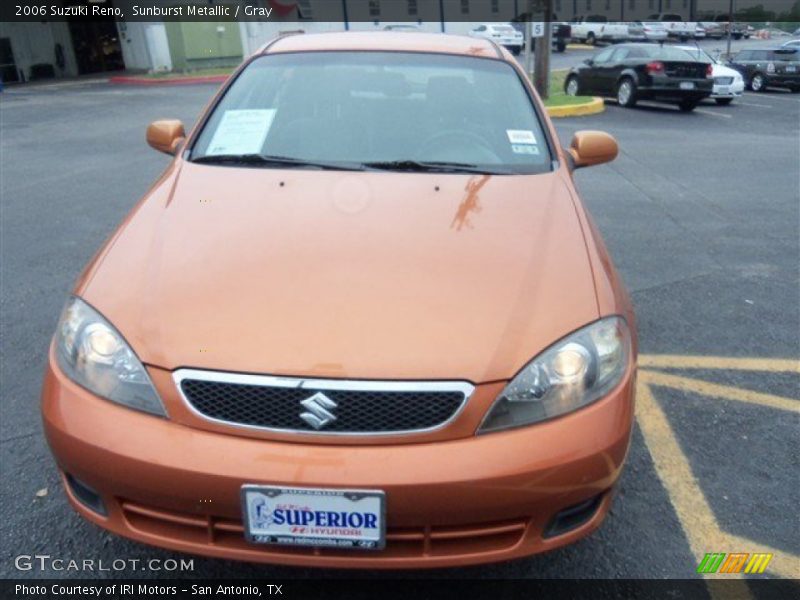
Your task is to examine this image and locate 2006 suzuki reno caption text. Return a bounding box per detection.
[42,32,636,569]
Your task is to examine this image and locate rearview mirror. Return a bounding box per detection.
[568,131,618,169]
[146,120,186,155]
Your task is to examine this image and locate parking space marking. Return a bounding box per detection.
[636,355,800,584]
[694,108,733,118]
[737,101,775,108]
[641,371,799,413]
[743,92,800,103]
[639,355,800,372]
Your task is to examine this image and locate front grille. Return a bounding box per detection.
[176,370,472,435]
[714,76,734,85]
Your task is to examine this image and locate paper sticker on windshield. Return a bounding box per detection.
[512,144,540,155]
[506,129,538,145]
[206,109,276,156]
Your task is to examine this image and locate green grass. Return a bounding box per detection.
[543,69,594,108]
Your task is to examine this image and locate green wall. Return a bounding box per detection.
[165,13,242,72]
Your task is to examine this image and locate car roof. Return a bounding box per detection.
[260,31,503,59]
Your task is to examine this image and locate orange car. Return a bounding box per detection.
[42,32,636,569]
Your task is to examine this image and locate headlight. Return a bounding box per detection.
[54,297,167,417]
[478,317,631,434]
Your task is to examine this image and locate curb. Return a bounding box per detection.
[566,43,596,50]
[110,75,229,86]
[546,97,605,118]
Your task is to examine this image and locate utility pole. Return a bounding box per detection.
[525,0,535,79]
[533,0,552,100]
[726,0,735,58]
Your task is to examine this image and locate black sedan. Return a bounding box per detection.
[565,44,713,111]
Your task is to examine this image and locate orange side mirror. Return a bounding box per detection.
[146,120,186,155]
[568,130,619,169]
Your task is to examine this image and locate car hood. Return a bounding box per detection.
[80,163,599,383]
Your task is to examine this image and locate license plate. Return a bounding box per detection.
[786,66,797,73]
[680,82,695,90]
[241,485,385,550]
[717,86,730,94]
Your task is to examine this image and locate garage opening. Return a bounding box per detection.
[0,37,19,83]
[67,1,124,74]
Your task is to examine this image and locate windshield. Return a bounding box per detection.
[679,47,716,62]
[191,51,552,174]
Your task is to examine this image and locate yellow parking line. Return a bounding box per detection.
[640,370,799,413]
[636,382,800,581]
[639,354,800,373]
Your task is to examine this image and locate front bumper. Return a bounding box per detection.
[711,80,745,98]
[41,356,635,569]
[639,78,713,102]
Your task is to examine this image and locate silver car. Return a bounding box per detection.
[641,22,669,42]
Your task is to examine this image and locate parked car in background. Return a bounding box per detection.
[627,22,645,42]
[646,14,695,41]
[677,46,745,104]
[640,22,669,42]
[570,16,629,45]
[728,47,800,92]
[699,22,725,39]
[693,24,707,39]
[468,23,523,54]
[565,43,713,111]
[713,18,750,40]
[510,17,572,53]
[780,39,800,49]
[383,24,421,32]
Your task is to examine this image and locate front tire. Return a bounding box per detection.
[587,32,597,45]
[617,77,637,108]
[750,73,765,92]
[790,87,800,94]
[556,40,566,53]
[565,75,581,96]
[715,98,734,105]
[679,99,699,112]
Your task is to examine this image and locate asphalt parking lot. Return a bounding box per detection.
[0,54,798,586]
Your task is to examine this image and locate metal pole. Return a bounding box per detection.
[726,0,734,58]
[525,0,534,79]
[534,1,552,99]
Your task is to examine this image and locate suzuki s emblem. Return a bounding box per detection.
[299,392,338,430]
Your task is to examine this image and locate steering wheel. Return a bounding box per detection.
[415,130,501,164]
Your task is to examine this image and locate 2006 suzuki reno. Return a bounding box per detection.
[42,32,636,568]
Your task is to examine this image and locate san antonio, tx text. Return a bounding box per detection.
[16,584,280,596]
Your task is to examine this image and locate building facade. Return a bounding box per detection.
[0,0,783,83]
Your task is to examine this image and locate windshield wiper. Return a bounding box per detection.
[362,160,511,175]
[192,154,364,171]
